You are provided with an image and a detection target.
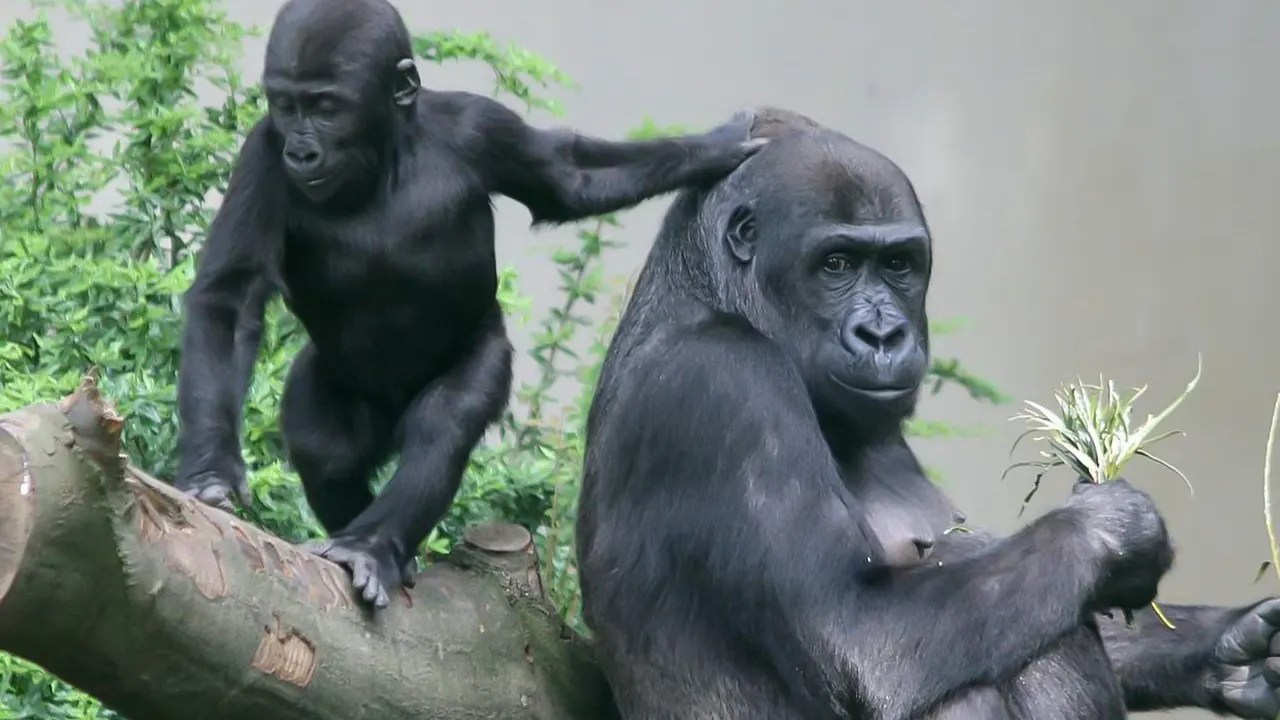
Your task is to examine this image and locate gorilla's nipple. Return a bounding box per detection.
[883,534,937,567]
[913,537,936,559]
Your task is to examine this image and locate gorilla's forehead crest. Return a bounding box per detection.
[734,107,922,223]
[267,0,409,77]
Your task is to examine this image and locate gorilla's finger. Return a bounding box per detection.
[1221,678,1280,719]
[1262,656,1280,686]
[1253,598,1280,627]
[301,540,333,559]
[194,484,234,513]
[350,556,372,590]
[1221,612,1280,663]
[235,480,253,508]
[401,558,419,589]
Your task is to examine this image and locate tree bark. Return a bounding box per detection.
[0,374,618,720]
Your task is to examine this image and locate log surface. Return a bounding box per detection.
[0,377,616,720]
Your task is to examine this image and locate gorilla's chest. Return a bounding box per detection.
[277,165,499,372]
[281,175,496,312]
[841,468,964,567]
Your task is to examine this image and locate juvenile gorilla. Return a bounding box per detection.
[173,0,764,609]
[576,108,1280,719]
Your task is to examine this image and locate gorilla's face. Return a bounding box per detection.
[263,0,419,205]
[720,135,932,437]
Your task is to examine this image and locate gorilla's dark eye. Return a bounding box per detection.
[822,255,853,274]
[314,96,338,116]
[884,254,912,274]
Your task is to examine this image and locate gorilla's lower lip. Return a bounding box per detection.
[829,374,916,401]
[849,387,915,401]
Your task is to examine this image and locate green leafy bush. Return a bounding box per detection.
[0,0,1004,715]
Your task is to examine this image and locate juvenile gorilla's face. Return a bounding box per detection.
[722,136,932,436]
[263,74,366,202]
[262,0,421,204]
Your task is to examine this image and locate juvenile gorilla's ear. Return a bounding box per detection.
[393,58,420,107]
[724,204,757,264]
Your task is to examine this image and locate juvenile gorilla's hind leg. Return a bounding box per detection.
[312,312,514,610]
[280,345,403,583]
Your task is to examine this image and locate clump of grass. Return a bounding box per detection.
[1003,355,1202,630]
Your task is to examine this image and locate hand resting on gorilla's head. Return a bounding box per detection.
[171,0,765,609]
[576,107,1280,719]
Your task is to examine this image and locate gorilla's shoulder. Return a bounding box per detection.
[418,89,494,123]
[610,303,794,397]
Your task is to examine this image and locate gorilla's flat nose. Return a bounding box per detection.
[850,317,909,353]
[286,147,322,172]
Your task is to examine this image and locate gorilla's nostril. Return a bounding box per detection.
[852,320,908,351]
[853,325,880,347]
[288,150,320,166]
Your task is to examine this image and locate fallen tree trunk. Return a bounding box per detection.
[0,375,617,720]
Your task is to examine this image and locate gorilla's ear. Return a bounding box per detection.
[724,205,757,264]
[393,58,421,107]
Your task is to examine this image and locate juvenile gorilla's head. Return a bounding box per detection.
[662,109,934,438]
[262,0,421,204]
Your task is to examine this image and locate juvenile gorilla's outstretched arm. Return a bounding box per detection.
[175,120,284,511]
[587,325,1170,720]
[1101,601,1280,717]
[473,99,765,225]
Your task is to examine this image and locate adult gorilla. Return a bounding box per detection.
[576,108,1280,719]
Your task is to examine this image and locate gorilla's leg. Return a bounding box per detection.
[281,342,394,533]
[308,311,513,608]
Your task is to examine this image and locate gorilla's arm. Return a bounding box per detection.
[1101,601,1280,716]
[592,326,1120,720]
[174,119,283,507]
[229,276,273,414]
[471,96,760,225]
[932,520,1280,716]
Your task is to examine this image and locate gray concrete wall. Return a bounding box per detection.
[9,0,1280,717]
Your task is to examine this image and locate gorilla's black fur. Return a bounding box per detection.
[172,0,762,608]
[577,108,1280,719]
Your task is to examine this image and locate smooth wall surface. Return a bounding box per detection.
[8,1,1280,717]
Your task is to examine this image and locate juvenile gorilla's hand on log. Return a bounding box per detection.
[302,537,420,609]
[176,465,251,514]
[1207,597,1280,718]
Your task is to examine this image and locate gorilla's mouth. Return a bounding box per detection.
[295,172,342,199]
[848,386,915,402]
[828,373,916,402]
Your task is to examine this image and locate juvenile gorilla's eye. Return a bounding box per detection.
[822,255,852,273]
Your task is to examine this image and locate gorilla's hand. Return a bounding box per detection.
[304,535,415,610]
[704,109,757,142]
[174,463,251,514]
[1063,478,1173,612]
[696,110,768,176]
[1207,598,1280,718]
